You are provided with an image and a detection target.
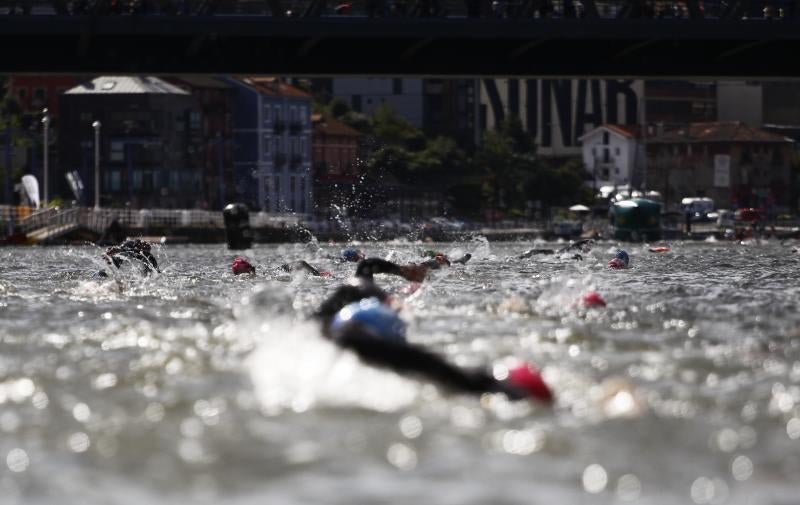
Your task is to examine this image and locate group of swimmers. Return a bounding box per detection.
[96,238,641,405]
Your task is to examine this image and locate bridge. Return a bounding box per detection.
[2,1,800,77]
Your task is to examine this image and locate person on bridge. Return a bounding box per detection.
[95,239,160,278]
[315,280,553,402]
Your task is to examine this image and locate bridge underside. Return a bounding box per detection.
[2,17,800,77]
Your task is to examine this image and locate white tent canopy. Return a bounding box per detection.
[569,204,591,212]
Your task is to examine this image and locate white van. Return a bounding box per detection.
[681,197,715,216]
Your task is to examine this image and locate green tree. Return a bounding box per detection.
[474,116,540,216]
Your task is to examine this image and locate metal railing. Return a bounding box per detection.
[0,0,797,20]
[2,205,304,238]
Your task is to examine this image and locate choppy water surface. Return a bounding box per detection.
[1,241,800,505]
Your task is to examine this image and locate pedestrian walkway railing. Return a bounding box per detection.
[3,205,304,237]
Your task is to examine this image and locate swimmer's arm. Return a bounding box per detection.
[281,260,321,276]
[337,330,507,396]
[451,253,472,265]
[355,258,402,280]
[356,258,428,283]
[519,248,555,259]
[558,239,593,254]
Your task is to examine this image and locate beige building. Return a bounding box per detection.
[647,122,795,211]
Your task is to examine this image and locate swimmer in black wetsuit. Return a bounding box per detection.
[96,239,160,278]
[281,260,326,276]
[421,250,472,265]
[315,281,552,402]
[354,253,471,283]
[518,239,593,261]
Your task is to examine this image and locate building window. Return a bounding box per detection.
[274,106,282,122]
[300,106,307,125]
[264,105,271,121]
[133,171,143,190]
[603,149,610,163]
[17,88,27,102]
[615,147,620,156]
[263,134,271,155]
[352,95,362,112]
[110,141,126,162]
[110,171,121,191]
[189,112,201,130]
[33,88,47,107]
[143,171,154,191]
[393,78,403,95]
[602,132,609,145]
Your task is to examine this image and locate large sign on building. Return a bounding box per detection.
[480,79,644,157]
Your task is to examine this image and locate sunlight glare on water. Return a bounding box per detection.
[1,241,799,504]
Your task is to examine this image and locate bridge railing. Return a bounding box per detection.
[1,0,797,19]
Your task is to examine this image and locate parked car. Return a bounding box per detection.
[716,209,735,228]
[681,197,715,221]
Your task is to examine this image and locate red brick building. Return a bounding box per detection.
[7,75,79,118]
[311,113,362,216]
[647,122,795,211]
[312,113,361,179]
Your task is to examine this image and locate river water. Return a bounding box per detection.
[1,240,799,505]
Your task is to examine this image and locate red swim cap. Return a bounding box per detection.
[232,257,255,275]
[506,363,553,403]
[582,291,607,308]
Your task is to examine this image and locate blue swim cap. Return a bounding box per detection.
[331,297,407,343]
[341,248,363,262]
[615,249,630,266]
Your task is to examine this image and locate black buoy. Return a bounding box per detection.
[223,203,254,250]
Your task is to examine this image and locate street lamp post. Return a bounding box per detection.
[41,108,50,208]
[92,120,101,210]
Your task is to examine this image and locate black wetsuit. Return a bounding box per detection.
[519,239,593,260]
[98,239,159,277]
[355,258,405,281]
[280,260,322,276]
[315,281,527,399]
[355,255,471,283]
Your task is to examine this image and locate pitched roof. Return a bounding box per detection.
[650,121,793,144]
[239,77,312,99]
[578,124,641,142]
[606,124,642,138]
[65,76,189,95]
[166,76,232,89]
[313,114,362,137]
